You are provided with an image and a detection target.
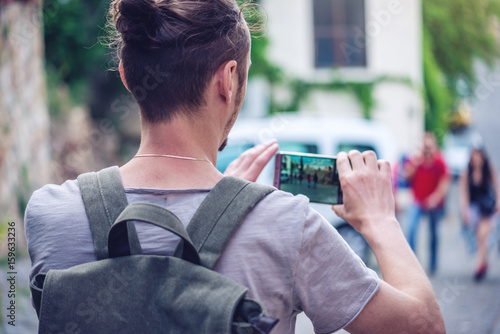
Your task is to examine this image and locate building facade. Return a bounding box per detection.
[256,0,424,154]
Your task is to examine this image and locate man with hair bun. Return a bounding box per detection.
[25,0,445,333]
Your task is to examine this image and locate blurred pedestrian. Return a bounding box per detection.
[404,132,451,275]
[459,147,500,281]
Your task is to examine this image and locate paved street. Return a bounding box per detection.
[295,181,500,333]
[410,183,500,334]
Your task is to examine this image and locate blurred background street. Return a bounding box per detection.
[296,186,500,334]
[295,63,500,332]
[3,0,500,333]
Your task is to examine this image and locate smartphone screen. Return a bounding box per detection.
[273,152,343,205]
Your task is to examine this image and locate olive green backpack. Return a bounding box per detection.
[30,167,278,334]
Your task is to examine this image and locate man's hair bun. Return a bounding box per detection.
[108,0,251,123]
[113,0,165,49]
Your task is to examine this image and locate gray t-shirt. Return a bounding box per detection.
[25,179,379,334]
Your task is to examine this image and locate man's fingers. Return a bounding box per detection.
[377,160,391,177]
[347,150,364,170]
[258,142,280,166]
[224,140,279,182]
[255,139,278,153]
[362,150,378,169]
[246,143,279,181]
[336,152,352,175]
[228,139,277,170]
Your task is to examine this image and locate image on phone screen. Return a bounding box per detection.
[274,152,343,205]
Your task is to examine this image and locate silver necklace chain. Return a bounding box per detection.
[133,153,212,164]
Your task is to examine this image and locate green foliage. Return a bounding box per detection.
[43,0,125,119]
[423,0,500,98]
[44,0,107,93]
[44,0,276,120]
[249,35,282,83]
[273,76,414,119]
[423,0,500,137]
[283,80,376,119]
[239,0,282,82]
[0,221,9,249]
[45,66,64,117]
[2,24,9,39]
[350,83,375,120]
[2,124,10,135]
[422,28,452,144]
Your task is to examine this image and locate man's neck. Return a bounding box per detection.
[140,115,221,161]
[119,115,224,189]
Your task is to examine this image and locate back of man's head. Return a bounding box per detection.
[110,0,250,123]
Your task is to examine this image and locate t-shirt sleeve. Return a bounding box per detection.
[24,180,95,283]
[292,207,380,333]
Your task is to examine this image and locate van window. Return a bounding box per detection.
[217,142,254,173]
[280,142,318,154]
[337,143,377,155]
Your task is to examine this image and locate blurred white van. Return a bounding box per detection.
[217,114,398,262]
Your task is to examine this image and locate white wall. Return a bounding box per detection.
[367,0,425,153]
[366,0,422,81]
[259,0,424,154]
[263,0,315,78]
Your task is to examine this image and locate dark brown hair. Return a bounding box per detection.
[109,0,250,123]
[468,147,493,190]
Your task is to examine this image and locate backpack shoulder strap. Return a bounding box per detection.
[175,176,275,269]
[77,166,141,260]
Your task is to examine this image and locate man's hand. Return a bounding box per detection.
[332,150,396,234]
[223,140,279,182]
[336,150,446,334]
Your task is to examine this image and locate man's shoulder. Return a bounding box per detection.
[28,179,81,206]
[25,179,84,226]
[244,188,320,229]
[255,189,310,213]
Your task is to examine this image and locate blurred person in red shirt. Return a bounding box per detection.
[404,132,451,275]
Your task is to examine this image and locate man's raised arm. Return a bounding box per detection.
[333,151,445,334]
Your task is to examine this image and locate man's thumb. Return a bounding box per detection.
[332,204,345,219]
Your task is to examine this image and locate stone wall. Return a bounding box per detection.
[0,2,51,230]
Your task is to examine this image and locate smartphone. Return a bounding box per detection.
[273,152,343,205]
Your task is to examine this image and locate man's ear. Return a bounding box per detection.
[119,61,130,92]
[218,60,238,104]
